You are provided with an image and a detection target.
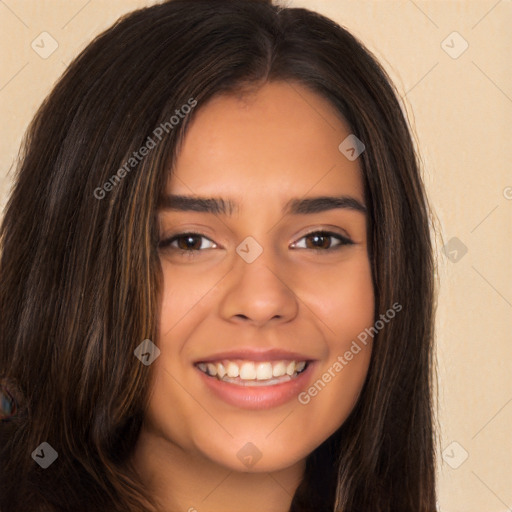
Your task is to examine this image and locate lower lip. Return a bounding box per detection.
[196,363,315,410]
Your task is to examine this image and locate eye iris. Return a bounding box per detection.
[178,235,202,250]
[306,234,331,249]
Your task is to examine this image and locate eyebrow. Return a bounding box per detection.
[159,194,366,216]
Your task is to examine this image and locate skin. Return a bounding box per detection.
[130,81,375,512]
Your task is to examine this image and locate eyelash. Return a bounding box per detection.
[158,230,354,257]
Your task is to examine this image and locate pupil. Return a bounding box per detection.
[309,234,329,249]
[180,235,200,250]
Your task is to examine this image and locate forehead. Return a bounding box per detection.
[167,81,364,200]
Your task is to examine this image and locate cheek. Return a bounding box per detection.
[158,263,218,337]
[294,254,374,428]
[299,252,375,338]
[333,256,375,338]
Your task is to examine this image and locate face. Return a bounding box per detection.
[145,81,374,473]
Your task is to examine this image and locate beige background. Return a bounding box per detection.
[1,1,511,510]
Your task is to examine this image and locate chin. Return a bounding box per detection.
[191,433,314,473]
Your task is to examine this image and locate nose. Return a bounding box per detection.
[218,247,299,327]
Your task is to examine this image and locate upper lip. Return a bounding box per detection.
[195,348,314,364]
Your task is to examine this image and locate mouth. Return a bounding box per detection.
[195,359,310,387]
[194,355,315,410]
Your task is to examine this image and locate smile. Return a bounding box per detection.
[194,357,315,410]
[196,359,308,387]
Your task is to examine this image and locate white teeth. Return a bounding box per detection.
[256,362,273,380]
[226,362,239,378]
[239,362,256,380]
[272,362,286,377]
[217,362,226,378]
[197,359,308,382]
[222,375,292,386]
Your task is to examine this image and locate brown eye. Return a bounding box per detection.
[159,233,216,252]
[305,233,331,249]
[175,234,203,251]
[292,231,353,251]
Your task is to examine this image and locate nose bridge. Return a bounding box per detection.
[235,234,284,295]
[218,234,298,325]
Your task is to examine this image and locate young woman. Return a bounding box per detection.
[0,0,437,511]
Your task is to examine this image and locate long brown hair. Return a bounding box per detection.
[0,0,437,510]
